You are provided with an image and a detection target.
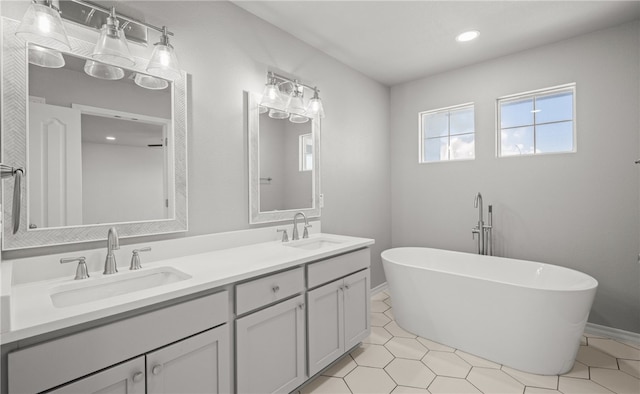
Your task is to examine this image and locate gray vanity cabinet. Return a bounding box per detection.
[47,357,146,394]
[307,250,371,376]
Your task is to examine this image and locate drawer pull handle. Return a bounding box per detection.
[132,372,144,383]
[152,365,163,375]
[272,285,280,293]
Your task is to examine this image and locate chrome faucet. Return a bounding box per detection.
[104,227,120,274]
[471,193,493,255]
[292,212,311,241]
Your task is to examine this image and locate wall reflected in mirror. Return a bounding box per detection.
[27,47,173,229]
[259,114,312,212]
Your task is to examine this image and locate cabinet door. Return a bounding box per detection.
[146,325,230,394]
[236,295,306,394]
[47,357,145,394]
[307,278,344,376]
[343,269,371,350]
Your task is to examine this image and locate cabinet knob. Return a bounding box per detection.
[152,364,163,375]
[344,284,350,290]
[272,285,280,293]
[132,372,144,382]
[298,303,305,310]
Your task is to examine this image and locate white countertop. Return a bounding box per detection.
[1,233,373,344]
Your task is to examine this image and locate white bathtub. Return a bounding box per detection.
[381,247,598,375]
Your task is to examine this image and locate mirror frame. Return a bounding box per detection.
[247,92,321,224]
[1,17,188,250]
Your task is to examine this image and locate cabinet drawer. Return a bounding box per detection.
[236,267,304,315]
[307,248,370,289]
[8,291,228,394]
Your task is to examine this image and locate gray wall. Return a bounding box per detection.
[1,1,392,288]
[390,21,640,332]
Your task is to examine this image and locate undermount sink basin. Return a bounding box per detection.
[284,236,345,250]
[50,266,191,308]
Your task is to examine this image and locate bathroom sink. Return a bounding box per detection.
[50,266,191,308]
[284,236,345,250]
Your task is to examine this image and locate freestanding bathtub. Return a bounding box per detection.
[381,247,598,375]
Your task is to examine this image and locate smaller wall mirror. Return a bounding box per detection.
[247,92,321,224]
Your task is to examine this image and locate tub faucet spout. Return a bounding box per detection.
[473,192,485,255]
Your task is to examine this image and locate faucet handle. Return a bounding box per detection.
[130,247,151,270]
[60,256,89,280]
[303,223,312,239]
[277,228,289,242]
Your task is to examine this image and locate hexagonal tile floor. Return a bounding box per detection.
[299,290,640,394]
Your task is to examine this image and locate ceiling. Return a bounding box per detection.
[234,1,640,86]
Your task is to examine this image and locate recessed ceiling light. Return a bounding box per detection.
[106,136,116,141]
[456,30,480,42]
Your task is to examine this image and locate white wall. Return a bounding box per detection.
[390,21,640,332]
[2,1,392,288]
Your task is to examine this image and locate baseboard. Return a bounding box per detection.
[585,323,640,344]
[371,281,388,295]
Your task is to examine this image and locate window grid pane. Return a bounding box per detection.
[420,104,474,163]
[498,85,574,157]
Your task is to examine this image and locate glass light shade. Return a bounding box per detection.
[260,83,285,109]
[146,43,181,81]
[84,60,124,80]
[16,3,71,51]
[92,22,135,67]
[134,73,169,90]
[289,114,309,124]
[269,108,289,119]
[28,45,65,68]
[287,94,306,115]
[305,97,325,118]
[258,105,269,114]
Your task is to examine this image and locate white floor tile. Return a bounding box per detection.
[384,298,393,307]
[588,338,640,360]
[417,337,455,352]
[372,291,390,302]
[385,337,428,360]
[372,312,392,327]
[466,367,525,394]
[385,321,417,338]
[422,351,471,379]
[344,366,397,394]
[561,361,589,379]
[372,300,391,313]
[501,366,558,389]
[364,326,393,345]
[454,350,501,369]
[391,386,429,393]
[524,387,562,394]
[558,376,613,393]
[301,376,352,394]
[575,345,618,369]
[322,354,357,378]
[619,358,640,379]
[384,308,395,320]
[350,343,395,368]
[385,358,436,389]
[427,376,481,394]
[590,367,640,394]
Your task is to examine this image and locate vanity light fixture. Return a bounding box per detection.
[91,7,135,67]
[456,30,480,42]
[16,0,71,52]
[146,27,181,81]
[105,136,116,141]
[28,44,65,68]
[134,73,169,90]
[259,71,325,122]
[84,60,124,80]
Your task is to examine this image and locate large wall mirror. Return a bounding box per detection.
[1,18,187,250]
[247,92,321,224]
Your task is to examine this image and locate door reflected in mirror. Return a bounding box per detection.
[27,48,173,229]
[259,114,313,212]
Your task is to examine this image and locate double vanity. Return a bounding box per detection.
[1,229,373,393]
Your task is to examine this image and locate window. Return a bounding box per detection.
[498,84,575,157]
[299,133,313,171]
[419,103,475,163]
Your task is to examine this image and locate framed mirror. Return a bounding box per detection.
[1,18,187,250]
[247,92,321,224]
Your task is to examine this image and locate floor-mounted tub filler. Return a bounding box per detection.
[381,247,598,375]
